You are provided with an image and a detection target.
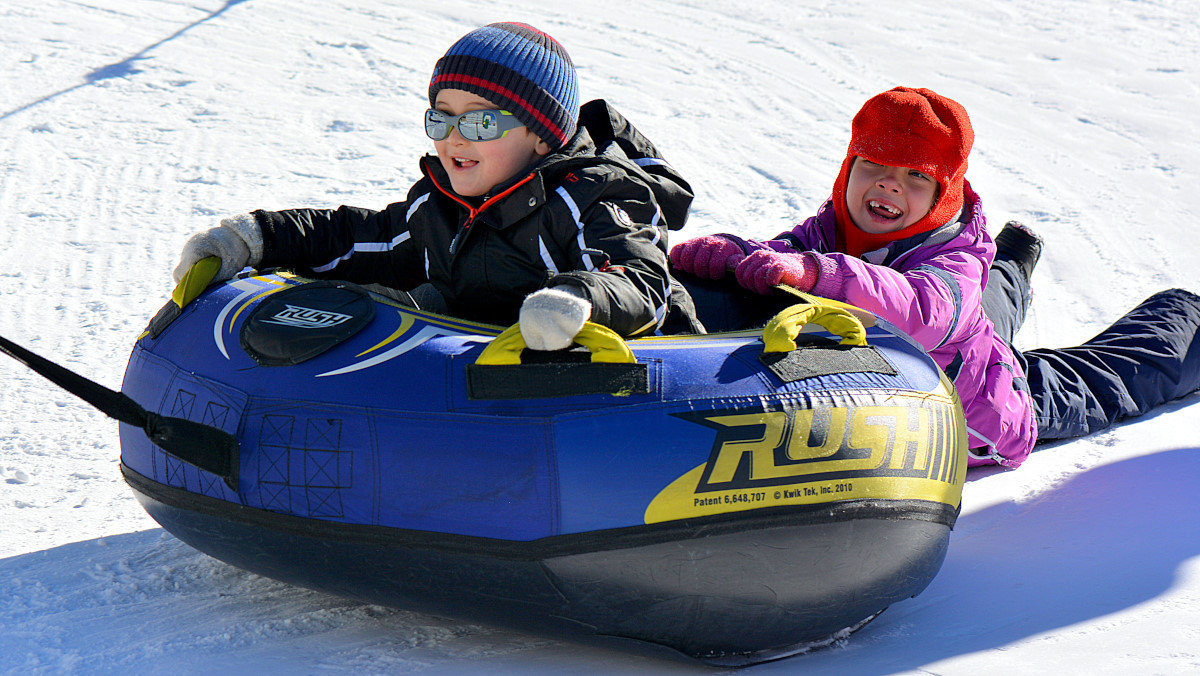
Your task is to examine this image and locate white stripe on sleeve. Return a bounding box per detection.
[555,186,596,272]
[537,236,559,275]
[406,192,430,222]
[312,231,411,273]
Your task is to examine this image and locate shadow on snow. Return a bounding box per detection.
[769,445,1200,673]
[1,0,251,122]
[1,446,1197,672]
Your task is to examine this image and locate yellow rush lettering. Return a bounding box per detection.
[645,392,967,524]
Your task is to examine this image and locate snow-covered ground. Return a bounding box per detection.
[2,0,1199,673]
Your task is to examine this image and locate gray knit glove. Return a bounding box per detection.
[172,213,264,283]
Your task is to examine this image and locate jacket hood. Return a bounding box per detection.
[541,99,694,231]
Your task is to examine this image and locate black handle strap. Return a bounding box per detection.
[1,334,238,486]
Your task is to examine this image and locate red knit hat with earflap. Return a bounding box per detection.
[832,87,974,258]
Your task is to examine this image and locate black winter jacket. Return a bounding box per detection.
[254,100,702,336]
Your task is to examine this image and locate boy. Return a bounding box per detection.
[174,22,701,350]
[671,87,1200,468]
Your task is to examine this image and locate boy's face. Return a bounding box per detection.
[433,89,550,197]
[844,158,939,233]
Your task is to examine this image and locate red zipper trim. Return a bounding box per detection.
[427,170,537,225]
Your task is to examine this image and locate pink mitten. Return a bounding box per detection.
[669,236,746,279]
[735,250,818,295]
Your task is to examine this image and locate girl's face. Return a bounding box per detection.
[844,158,939,233]
[433,89,550,197]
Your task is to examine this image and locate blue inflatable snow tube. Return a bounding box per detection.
[119,263,968,665]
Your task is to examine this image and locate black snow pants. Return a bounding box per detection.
[983,258,1200,442]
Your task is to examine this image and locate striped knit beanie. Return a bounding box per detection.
[832,87,974,257]
[429,23,580,150]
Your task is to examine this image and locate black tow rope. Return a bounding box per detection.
[0,334,238,487]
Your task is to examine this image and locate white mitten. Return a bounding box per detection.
[518,286,592,351]
[172,213,265,283]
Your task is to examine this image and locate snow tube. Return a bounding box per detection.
[119,261,968,665]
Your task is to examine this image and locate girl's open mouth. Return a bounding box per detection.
[868,199,902,220]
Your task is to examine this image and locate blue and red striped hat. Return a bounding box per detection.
[429,22,579,150]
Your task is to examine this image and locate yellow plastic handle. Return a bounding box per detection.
[774,287,878,327]
[171,256,222,309]
[476,321,636,366]
[762,302,868,353]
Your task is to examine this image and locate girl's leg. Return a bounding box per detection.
[983,222,1041,343]
[983,258,1031,344]
[1023,288,1200,441]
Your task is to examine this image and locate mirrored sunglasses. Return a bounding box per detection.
[424,108,525,142]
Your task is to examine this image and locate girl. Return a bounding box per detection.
[671,87,1200,468]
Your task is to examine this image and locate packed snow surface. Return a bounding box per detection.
[2,0,1198,673]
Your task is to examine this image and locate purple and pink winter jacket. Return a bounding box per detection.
[737,183,1037,467]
